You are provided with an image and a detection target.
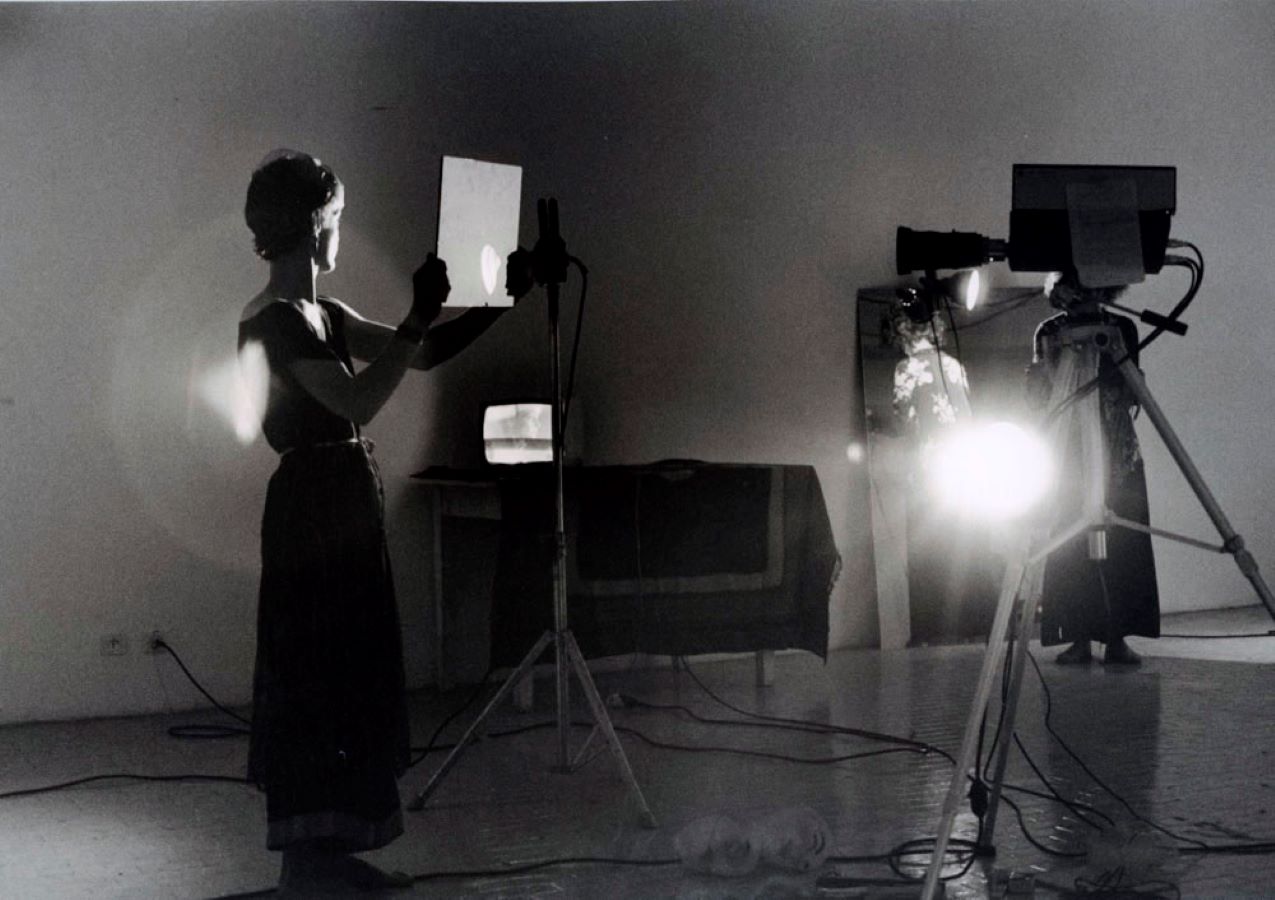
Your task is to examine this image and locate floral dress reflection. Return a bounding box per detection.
[887,310,994,644]
[890,313,971,453]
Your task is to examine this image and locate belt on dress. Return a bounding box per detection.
[280,436,375,456]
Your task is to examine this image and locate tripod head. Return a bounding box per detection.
[1045,272,1187,339]
[1037,321,1131,366]
[1046,274,1123,314]
[1036,277,1135,368]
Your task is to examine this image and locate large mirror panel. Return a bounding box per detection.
[857,285,1054,648]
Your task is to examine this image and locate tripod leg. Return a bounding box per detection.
[1117,360,1275,621]
[921,543,1031,900]
[407,630,554,812]
[562,631,658,828]
[980,556,1046,850]
[571,725,601,769]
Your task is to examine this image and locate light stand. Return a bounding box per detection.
[920,305,1275,900]
[408,199,656,827]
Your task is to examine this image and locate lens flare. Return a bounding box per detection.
[194,341,268,445]
[925,421,1053,520]
[963,269,981,310]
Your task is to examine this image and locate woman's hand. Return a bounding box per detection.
[410,253,450,325]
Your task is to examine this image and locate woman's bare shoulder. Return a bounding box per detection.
[318,296,364,321]
[241,291,283,324]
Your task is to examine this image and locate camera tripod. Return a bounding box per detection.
[920,312,1275,899]
[407,199,656,827]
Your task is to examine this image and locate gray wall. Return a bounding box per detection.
[2,1,1273,724]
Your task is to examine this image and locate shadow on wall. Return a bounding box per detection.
[106,212,417,574]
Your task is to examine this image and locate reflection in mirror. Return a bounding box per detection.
[857,285,1053,648]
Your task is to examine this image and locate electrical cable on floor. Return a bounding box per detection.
[661,666,981,877]
[971,633,1097,860]
[11,631,1271,900]
[0,641,258,798]
[1178,838,1275,855]
[153,639,251,739]
[1,639,952,803]
[1011,732,1113,830]
[1073,871,1183,899]
[21,647,1246,898]
[405,683,984,886]
[209,856,683,899]
[2,694,933,803]
[154,634,483,760]
[676,649,1104,857]
[674,655,953,761]
[1158,630,1275,639]
[620,694,943,745]
[417,713,934,767]
[413,854,680,880]
[407,664,496,768]
[148,638,940,768]
[879,824,982,882]
[0,772,251,801]
[616,722,928,765]
[971,606,1272,860]
[999,791,1086,860]
[993,631,1112,833]
[675,651,1117,843]
[1030,873,1183,898]
[1026,647,1207,849]
[815,826,982,888]
[145,638,1275,863]
[1026,648,1275,856]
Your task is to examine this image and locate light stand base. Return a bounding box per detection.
[408,628,657,827]
[410,198,656,830]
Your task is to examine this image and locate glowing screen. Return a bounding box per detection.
[483,402,552,464]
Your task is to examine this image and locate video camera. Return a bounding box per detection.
[897,164,1177,289]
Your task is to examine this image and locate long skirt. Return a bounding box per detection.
[248,441,411,852]
[1040,408,1160,647]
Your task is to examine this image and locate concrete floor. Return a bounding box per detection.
[1,607,1273,899]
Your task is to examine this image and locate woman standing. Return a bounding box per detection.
[239,150,506,894]
[1028,279,1160,666]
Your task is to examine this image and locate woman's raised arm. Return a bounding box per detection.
[290,255,448,425]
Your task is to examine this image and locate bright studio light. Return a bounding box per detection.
[962,269,981,310]
[927,269,985,312]
[195,341,268,445]
[925,421,1053,520]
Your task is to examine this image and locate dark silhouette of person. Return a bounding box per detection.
[1028,277,1160,666]
[239,149,510,894]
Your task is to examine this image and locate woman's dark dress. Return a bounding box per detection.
[1031,310,1160,647]
[239,298,410,852]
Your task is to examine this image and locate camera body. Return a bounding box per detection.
[897,164,1177,289]
[1008,164,1175,283]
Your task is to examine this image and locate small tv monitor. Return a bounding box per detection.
[483,402,552,464]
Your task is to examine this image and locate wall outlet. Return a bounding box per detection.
[143,631,166,654]
[100,633,130,656]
